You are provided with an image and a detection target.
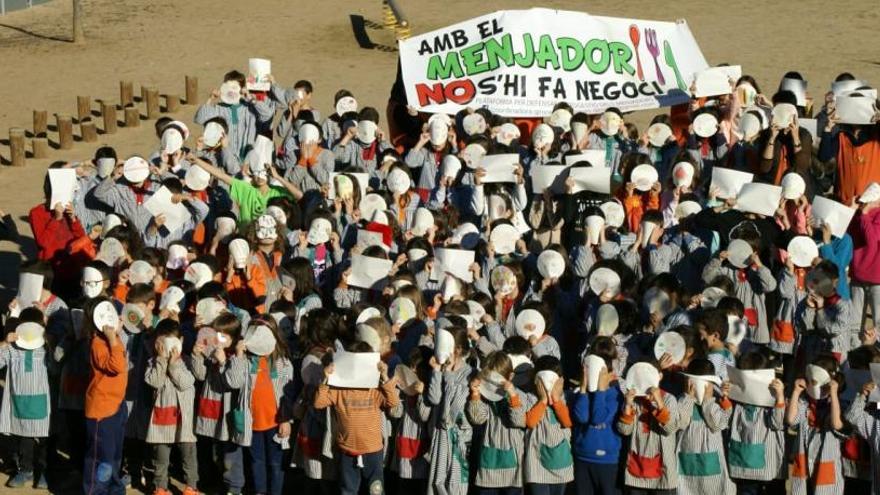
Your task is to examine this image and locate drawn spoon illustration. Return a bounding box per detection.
[663,40,686,91]
[629,24,644,81]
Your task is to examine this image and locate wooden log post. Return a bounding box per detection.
[77,95,91,123]
[165,94,180,113]
[101,102,117,134]
[185,76,198,105]
[32,110,49,158]
[81,121,98,143]
[145,87,160,119]
[120,81,134,108]
[56,114,74,149]
[9,128,26,167]
[33,110,48,138]
[124,107,140,128]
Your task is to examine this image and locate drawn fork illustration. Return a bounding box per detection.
[644,28,665,85]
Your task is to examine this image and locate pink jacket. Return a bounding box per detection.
[851,208,880,284]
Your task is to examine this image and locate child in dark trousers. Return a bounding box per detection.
[315,341,400,495]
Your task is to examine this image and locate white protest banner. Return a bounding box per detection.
[431,248,476,282]
[247,58,272,91]
[564,150,606,167]
[143,186,190,234]
[569,167,611,194]
[812,196,856,238]
[348,255,393,290]
[479,154,519,183]
[727,366,776,407]
[328,346,380,389]
[530,165,568,193]
[48,168,77,209]
[400,8,708,117]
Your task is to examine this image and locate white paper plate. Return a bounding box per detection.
[647,123,673,148]
[780,173,806,200]
[726,239,754,269]
[631,164,659,192]
[489,224,520,255]
[599,201,626,228]
[624,362,661,396]
[654,331,686,364]
[537,250,565,279]
[693,113,719,138]
[787,236,819,268]
[92,300,119,330]
[589,267,621,298]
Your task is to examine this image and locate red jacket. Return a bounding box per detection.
[28,204,87,286]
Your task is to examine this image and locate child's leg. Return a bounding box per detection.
[527,483,549,495]
[869,285,880,328]
[221,442,245,495]
[17,436,35,474]
[338,453,361,495]
[588,462,619,495]
[732,479,761,495]
[82,405,127,495]
[178,442,200,489]
[359,451,385,495]
[263,429,284,495]
[33,437,48,479]
[66,410,87,472]
[152,444,171,490]
[249,430,269,494]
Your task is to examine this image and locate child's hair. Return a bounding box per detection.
[347,340,375,353]
[268,299,297,340]
[623,122,639,141]
[363,316,392,353]
[686,358,715,376]
[534,355,562,375]
[811,260,840,284]
[446,325,470,355]
[482,351,513,379]
[294,80,313,93]
[717,296,745,317]
[848,345,880,371]
[213,312,242,341]
[503,335,531,357]
[695,308,728,341]
[93,146,117,163]
[154,117,173,138]
[409,346,434,384]
[300,308,341,351]
[17,307,45,326]
[590,336,618,370]
[707,276,735,296]
[140,248,166,275]
[163,177,184,195]
[224,70,246,87]
[127,283,155,305]
[281,257,318,301]
[737,350,769,370]
[154,318,180,338]
[198,281,229,303]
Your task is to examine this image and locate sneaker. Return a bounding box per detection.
[182,487,200,495]
[34,474,48,490]
[120,474,132,488]
[6,471,33,488]
[152,489,172,495]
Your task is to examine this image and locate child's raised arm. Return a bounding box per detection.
[188,153,233,186]
[786,379,805,426]
[827,379,844,431]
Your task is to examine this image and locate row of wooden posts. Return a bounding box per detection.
[7,76,200,167]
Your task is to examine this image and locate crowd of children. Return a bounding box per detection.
[3,62,880,495]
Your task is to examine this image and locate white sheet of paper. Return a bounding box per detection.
[799,118,818,141]
[836,96,876,125]
[328,172,369,200]
[356,230,385,250]
[726,366,776,407]
[17,273,44,310]
[735,183,783,217]
[328,347,380,388]
[430,248,475,283]
[143,186,190,234]
[564,150,606,167]
[569,167,611,194]
[247,58,271,91]
[348,255,393,289]
[812,196,856,238]
[479,154,519,183]
[693,66,741,98]
[711,167,754,199]
[831,80,867,97]
[48,168,77,209]
[530,165,567,193]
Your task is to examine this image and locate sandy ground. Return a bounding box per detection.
[0,0,876,491]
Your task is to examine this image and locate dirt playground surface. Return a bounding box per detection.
[0,0,876,490]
